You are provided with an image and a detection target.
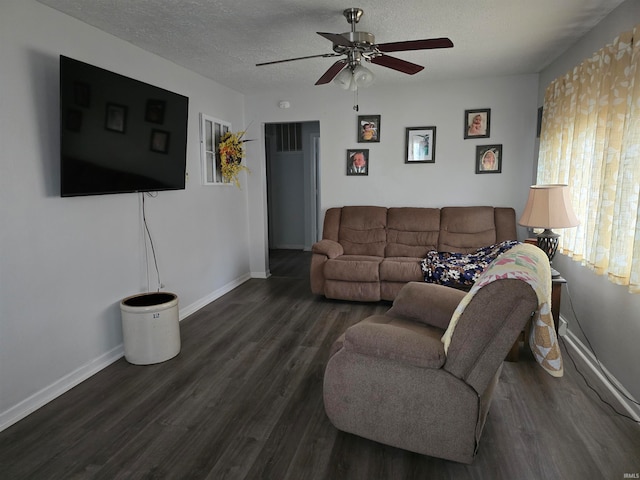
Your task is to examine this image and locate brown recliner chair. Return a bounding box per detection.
[322,278,538,464]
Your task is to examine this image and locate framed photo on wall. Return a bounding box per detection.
[357,115,380,142]
[347,149,369,175]
[405,126,436,163]
[464,108,490,139]
[476,144,502,174]
[150,129,170,154]
[105,103,127,133]
[145,99,166,124]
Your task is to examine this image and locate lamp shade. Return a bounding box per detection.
[519,184,580,228]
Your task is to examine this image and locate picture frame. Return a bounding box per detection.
[346,149,369,176]
[475,144,502,174]
[464,108,490,139]
[145,99,166,124]
[405,126,436,163]
[357,115,380,142]
[105,103,127,133]
[150,129,170,154]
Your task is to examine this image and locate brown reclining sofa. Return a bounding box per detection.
[310,205,517,302]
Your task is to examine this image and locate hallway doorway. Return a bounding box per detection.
[265,122,320,267]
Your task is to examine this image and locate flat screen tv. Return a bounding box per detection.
[59,55,189,196]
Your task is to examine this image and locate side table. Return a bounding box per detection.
[506,270,566,361]
[551,275,566,333]
[524,237,565,332]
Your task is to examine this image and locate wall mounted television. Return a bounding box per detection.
[59,55,189,197]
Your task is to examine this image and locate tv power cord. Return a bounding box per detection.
[141,192,163,293]
[561,283,640,424]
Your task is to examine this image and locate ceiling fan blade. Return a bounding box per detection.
[377,37,454,53]
[256,53,340,67]
[370,55,424,75]
[317,32,352,47]
[315,60,348,85]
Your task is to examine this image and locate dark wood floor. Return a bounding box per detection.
[1,249,639,479]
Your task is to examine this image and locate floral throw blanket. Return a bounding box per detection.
[421,240,520,288]
[441,243,563,377]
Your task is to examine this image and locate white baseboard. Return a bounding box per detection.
[178,273,251,319]
[562,324,640,422]
[0,344,124,432]
[250,270,270,279]
[0,273,252,433]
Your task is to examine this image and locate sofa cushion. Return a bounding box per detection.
[379,282,407,302]
[324,255,382,282]
[438,206,498,253]
[494,207,518,242]
[385,207,440,257]
[338,206,387,256]
[325,280,380,302]
[379,257,423,282]
[421,240,520,287]
[322,207,342,242]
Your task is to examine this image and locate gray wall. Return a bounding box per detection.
[245,74,541,277]
[537,0,640,403]
[1,1,249,430]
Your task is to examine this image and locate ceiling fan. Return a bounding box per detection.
[256,7,454,88]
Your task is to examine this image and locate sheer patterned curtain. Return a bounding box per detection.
[537,24,640,293]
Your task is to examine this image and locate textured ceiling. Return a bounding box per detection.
[37,0,625,94]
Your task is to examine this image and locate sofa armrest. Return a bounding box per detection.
[344,316,445,369]
[328,332,346,359]
[311,239,344,259]
[386,282,467,331]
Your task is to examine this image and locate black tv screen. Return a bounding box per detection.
[59,55,189,196]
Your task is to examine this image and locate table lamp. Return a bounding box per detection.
[519,184,579,277]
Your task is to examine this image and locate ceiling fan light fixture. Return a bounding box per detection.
[333,67,354,89]
[333,64,375,91]
[352,64,375,88]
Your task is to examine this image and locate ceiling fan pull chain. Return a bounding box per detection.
[353,88,359,111]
